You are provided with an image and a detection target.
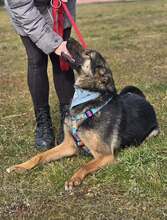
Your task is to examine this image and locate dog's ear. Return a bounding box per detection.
[87,51,106,73]
[98,66,116,94]
[87,51,116,94]
[90,51,104,64]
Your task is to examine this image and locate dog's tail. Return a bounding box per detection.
[119,86,146,98]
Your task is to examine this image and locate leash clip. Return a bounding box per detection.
[50,0,62,9]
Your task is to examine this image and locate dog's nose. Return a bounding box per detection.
[61,52,82,69]
[61,52,75,64]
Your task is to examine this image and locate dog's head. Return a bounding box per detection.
[66,38,116,94]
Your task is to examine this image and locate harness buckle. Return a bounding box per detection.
[85,110,93,118]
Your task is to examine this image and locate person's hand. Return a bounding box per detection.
[55,41,75,63]
[55,41,71,56]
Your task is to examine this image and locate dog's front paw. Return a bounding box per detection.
[65,176,82,191]
[6,165,27,173]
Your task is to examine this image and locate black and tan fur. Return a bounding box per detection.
[6,38,159,190]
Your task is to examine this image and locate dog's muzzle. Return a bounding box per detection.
[61,52,82,69]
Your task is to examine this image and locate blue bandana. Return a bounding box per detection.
[70,87,100,109]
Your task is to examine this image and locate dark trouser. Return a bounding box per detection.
[20,28,74,111]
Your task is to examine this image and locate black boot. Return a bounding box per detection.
[57,104,70,144]
[35,106,55,150]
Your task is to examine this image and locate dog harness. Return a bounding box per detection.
[68,87,113,155]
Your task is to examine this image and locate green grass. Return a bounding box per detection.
[0,0,167,219]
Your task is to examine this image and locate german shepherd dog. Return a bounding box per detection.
[7,38,159,190]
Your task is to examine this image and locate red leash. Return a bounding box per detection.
[62,1,87,49]
[52,0,87,71]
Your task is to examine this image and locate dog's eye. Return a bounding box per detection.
[83,49,94,59]
[85,49,92,55]
[82,53,89,59]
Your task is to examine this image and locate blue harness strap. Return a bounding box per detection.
[70,97,113,155]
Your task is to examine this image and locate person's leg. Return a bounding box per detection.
[50,28,75,143]
[50,53,75,104]
[21,36,55,149]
